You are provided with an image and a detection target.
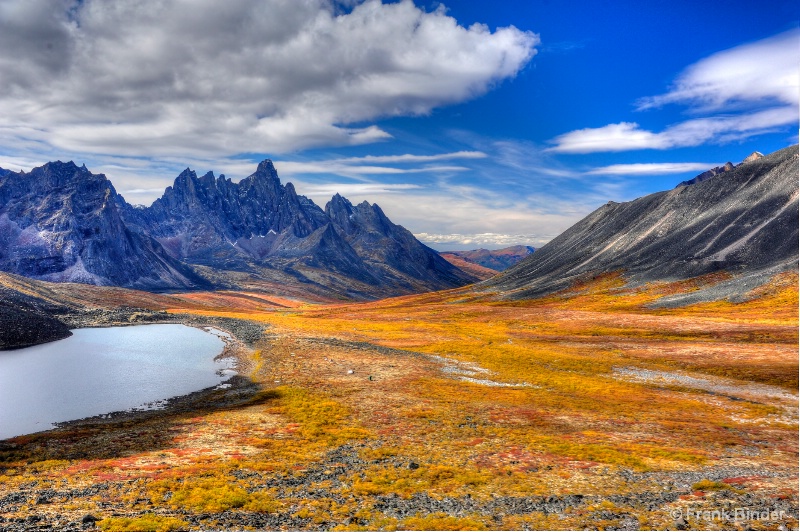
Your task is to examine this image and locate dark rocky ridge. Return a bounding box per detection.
[120,160,474,298]
[482,145,799,301]
[0,162,209,290]
[325,194,470,292]
[0,159,474,299]
[675,151,763,188]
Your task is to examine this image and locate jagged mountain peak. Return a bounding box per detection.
[2,158,476,299]
[199,171,216,186]
[743,151,764,164]
[677,161,734,187]
[175,167,197,180]
[255,159,279,179]
[0,162,207,290]
[41,159,81,171]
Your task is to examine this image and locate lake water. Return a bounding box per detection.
[0,324,233,440]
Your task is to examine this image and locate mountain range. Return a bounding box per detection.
[483,146,798,304]
[1,146,797,349]
[442,245,534,271]
[0,160,475,299]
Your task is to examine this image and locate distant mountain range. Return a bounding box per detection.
[440,245,535,280]
[443,245,534,271]
[482,146,798,304]
[0,160,475,299]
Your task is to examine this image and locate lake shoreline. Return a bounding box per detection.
[0,314,264,441]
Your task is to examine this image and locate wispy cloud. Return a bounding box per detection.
[272,151,485,180]
[276,162,470,178]
[586,162,719,176]
[637,28,800,111]
[548,107,797,154]
[293,183,422,197]
[334,151,487,164]
[547,29,799,154]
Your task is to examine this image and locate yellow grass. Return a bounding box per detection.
[0,270,796,530]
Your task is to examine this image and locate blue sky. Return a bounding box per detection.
[0,0,797,249]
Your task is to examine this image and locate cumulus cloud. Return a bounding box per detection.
[586,162,719,176]
[0,0,538,158]
[548,30,799,154]
[415,233,545,250]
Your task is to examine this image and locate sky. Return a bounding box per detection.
[0,0,797,250]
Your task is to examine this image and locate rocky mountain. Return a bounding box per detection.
[0,159,474,299]
[120,160,475,298]
[676,162,735,187]
[325,194,471,292]
[676,151,763,187]
[482,145,799,302]
[442,245,535,272]
[0,162,209,290]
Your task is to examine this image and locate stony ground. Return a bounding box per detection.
[0,272,797,531]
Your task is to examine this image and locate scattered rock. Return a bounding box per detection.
[673,516,688,530]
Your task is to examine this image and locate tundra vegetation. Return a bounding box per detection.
[0,271,796,530]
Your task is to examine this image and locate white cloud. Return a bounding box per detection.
[547,30,799,154]
[312,178,602,249]
[258,150,487,185]
[415,232,543,250]
[277,162,469,176]
[637,28,800,111]
[548,106,798,153]
[548,122,664,153]
[0,155,49,172]
[0,0,538,158]
[586,162,719,176]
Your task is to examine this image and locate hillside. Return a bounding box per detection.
[438,253,499,280]
[482,145,799,304]
[442,245,535,272]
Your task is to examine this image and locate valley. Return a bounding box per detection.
[0,146,797,530]
[0,268,796,530]
[1,4,797,531]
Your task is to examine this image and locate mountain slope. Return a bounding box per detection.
[438,253,499,280]
[325,194,474,293]
[0,274,73,349]
[0,162,209,290]
[443,245,535,272]
[482,145,799,301]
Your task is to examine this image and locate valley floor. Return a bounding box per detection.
[0,272,797,531]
